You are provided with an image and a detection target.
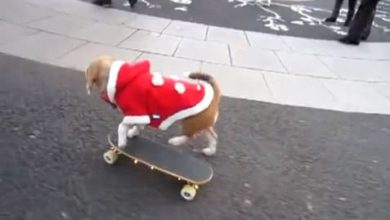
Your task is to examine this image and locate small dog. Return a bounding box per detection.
[85,56,221,156]
[325,0,357,26]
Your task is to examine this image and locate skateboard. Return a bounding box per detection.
[104,133,213,201]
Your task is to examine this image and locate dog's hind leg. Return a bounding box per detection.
[202,127,218,156]
[168,136,189,146]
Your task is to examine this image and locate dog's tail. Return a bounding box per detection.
[188,72,221,103]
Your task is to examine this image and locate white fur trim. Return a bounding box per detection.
[182,71,191,77]
[159,82,214,130]
[123,116,151,125]
[169,75,179,80]
[197,82,201,90]
[151,73,164,86]
[107,60,125,103]
[174,82,186,94]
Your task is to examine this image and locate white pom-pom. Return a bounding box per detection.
[151,73,164,86]
[174,82,186,94]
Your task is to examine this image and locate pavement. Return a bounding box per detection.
[1,0,390,114]
[1,53,390,220]
[0,0,390,219]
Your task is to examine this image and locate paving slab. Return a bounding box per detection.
[201,62,273,102]
[0,21,39,45]
[320,57,390,82]
[123,14,171,33]
[0,0,55,24]
[136,53,202,76]
[56,42,141,71]
[276,51,338,78]
[230,45,287,72]
[0,32,86,62]
[207,26,248,46]
[119,30,181,55]
[27,14,95,36]
[264,73,338,109]
[68,22,136,46]
[175,39,230,64]
[246,31,291,51]
[163,20,208,40]
[322,79,390,114]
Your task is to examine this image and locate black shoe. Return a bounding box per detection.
[325,17,337,22]
[129,0,138,7]
[343,18,352,26]
[93,0,111,6]
[339,36,360,45]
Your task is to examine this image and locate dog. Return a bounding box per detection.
[85,56,221,156]
[325,0,357,26]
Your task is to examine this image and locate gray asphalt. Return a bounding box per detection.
[0,53,390,220]
[82,0,390,41]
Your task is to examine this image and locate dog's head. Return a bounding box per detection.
[85,55,117,108]
[85,55,114,95]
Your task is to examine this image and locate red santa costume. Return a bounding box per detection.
[101,59,214,130]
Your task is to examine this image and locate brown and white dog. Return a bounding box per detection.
[85,56,221,156]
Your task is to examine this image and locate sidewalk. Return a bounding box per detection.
[1,0,390,114]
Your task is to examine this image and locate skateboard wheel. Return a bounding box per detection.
[180,184,197,201]
[103,150,118,165]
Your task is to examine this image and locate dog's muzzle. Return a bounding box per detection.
[100,92,117,109]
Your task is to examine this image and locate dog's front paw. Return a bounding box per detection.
[117,139,127,149]
[168,136,188,146]
[127,126,140,138]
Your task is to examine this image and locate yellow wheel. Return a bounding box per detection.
[180,184,197,201]
[103,149,118,165]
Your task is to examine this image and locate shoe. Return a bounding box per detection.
[325,17,337,22]
[129,0,138,7]
[338,36,360,45]
[92,0,111,6]
[343,19,352,26]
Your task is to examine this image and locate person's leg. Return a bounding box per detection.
[344,0,357,26]
[339,0,380,45]
[325,0,344,22]
[361,8,376,40]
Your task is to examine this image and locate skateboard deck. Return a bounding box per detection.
[104,133,213,200]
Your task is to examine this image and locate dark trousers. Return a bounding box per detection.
[346,0,380,40]
[329,0,357,24]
